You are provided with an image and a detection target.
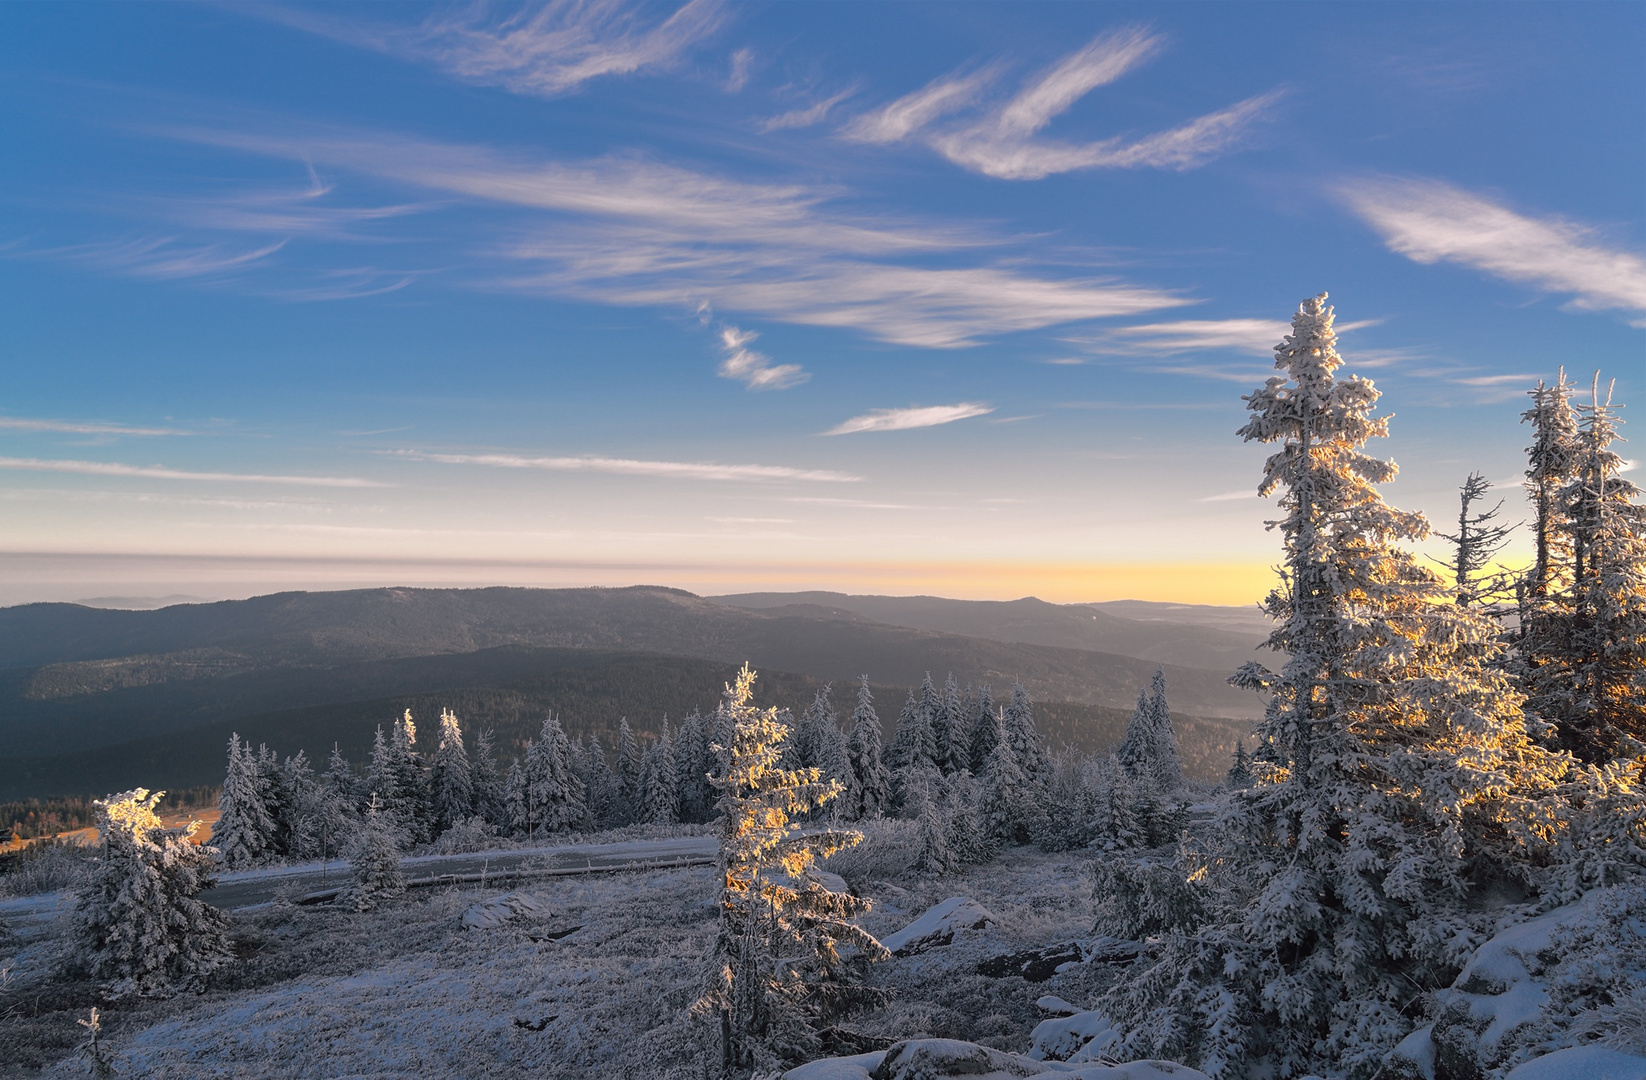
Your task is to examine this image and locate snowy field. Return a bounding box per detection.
[1,837,1122,1078]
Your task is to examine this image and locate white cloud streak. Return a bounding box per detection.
[0,417,191,437]
[37,237,287,281]
[716,325,808,390]
[822,402,994,436]
[844,28,1281,180]
[261,0,726,98]
[165,124,1189,347]
[758,86,859,132]
[391,449,858,483]
[0,457,385,487]
[1341,177,1646,319]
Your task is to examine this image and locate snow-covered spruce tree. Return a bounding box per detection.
[969,684,999,770]
[642,722,680,825]
[675,709,714,823]
[1002,681,1048,782]
[429,708,475,835]
[254,743,291,856]
[1547,378,1646,765]
[980,707,1033,848]
[470,728,509,829]
[912,777,957,876]
[1095,293,1570,1079]
[389,710,432,844]
[212,733,278,869]
[615,717,643,826]
[70,788,232,998]
[845,676,892,821]
[1224,741,1254,790]
[324,743,359,808]
[521,715,587,837]
[366,724,410,842]
[1117,686,1155,783]
[280,750,346,862]
[1521,371,1581,605]
[935,673,972,776]
[1086,755,1144,852]
[344,793,405,912]
[504,758,527,838]
[695,664,887,1077]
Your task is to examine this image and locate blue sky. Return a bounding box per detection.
[0,1,1641,605]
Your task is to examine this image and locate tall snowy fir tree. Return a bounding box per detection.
[1118,670,1182,791]
[428,708,474,834]
[470,728,508,829]
[1225,741,1254,790]
[845,676,891,821]
[694,665,885,1077]
[366,724,410,844]
[212,733,277,869]
[1435,471,1515,605]
[675,710,714,823]
[969,685,999,771]
[615,718,643,826]
[388,710,430,843]
[641,721,680,824]
[1540,378,1646,765]
[71,788,232,998]
[935,673,972,775]
[345,793,405,912]
[1097,293,1572,1079]
[1001,682,1046,783]
[520,715,587,837]
[979,708,1032,848]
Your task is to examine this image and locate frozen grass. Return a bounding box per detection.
[0,840,93,898]
[1,839,1123,1078]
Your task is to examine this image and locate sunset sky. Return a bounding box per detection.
[0,2,1640,607]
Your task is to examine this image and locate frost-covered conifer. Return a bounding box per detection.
[1224,741,1254,790]
[428,708,475,834]
[1118,669,1182,791]
[674,710,714,823]
[1086,756,1143,852]
[1522,371,1581,603]
[969,684,999,769]
[887,686,935,782]
[324,743,358,806]
[1099,293,1570,1079]
[344,794,404,912]
[504,759,527,837]
[1530,377,1646,764]
[70,788,232,998]
[695,664,886,1075]
[913,780,956,876]
[1436,471,1516,605]
[980,709,1032,847]
[642,722,680,825]
[615,718,643,826]
[582,736,619,828]
[845,676,891,821]
[945,770,993,865]
[212,733,277,869]
[1002,682,1046,782]
[389,710,430,844]
[279,750,342,861]
[934,673,972,775]
[366,725,411,843]
[521,715,586,836]
[470,728,508,828]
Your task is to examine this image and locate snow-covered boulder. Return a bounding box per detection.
[1029,1009,1123,1064]
[783,1038,1211,1079]
[461,891,549,930]
[1389,884,1646,1080]
[881,897,997,956]
[1501,1046,1646,1080]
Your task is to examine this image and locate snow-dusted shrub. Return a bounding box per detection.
[822,818,920,886]
[433,814,499,855]
[68,788,232,999]
[0,836,94,897]
[1090,852,1209,940]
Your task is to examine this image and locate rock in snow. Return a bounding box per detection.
[783,1038,1211,1080]
[461,891,549,930]
[1500,1046,1646,1080]
[880,897,998,956]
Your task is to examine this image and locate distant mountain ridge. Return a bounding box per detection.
[0,585,1268,799]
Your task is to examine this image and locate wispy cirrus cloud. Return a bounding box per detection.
[391,449,858,483]
[758,85,860,132]
[1340,177,1646,321]
[716,325,808,390]
[0,417,191,437]
[163,123,1190,347]
[0,456,384,487]
[258,0,726,98]
[822,402,994,436]
[844,28,1282,180]
[34,236,287,282]
[1072,317,1379,358]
